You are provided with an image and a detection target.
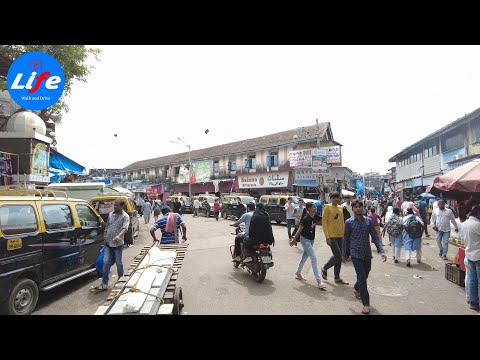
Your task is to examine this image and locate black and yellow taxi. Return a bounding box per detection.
[259,194,300,224]
[220,194,255,220]
[0,189,105,315]
[89,193,139,246]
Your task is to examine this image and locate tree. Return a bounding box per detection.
[0,45,101,122]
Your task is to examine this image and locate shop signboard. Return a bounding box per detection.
[289,149,312,167]
[326,146,341,164]
[177,165,190,183]
[238,171,289,188]
[31,143,48,176]
[294,169,316,181]
[311,148,328,174]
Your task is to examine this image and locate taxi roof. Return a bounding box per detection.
[0,196,87,202]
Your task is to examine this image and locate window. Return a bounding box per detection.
[174,167,180,177]
[260,197,268,204]
[244,156,256,169]
[228,161,236,171]
[279,198,287,206]
[146,169,150,175]
[268,197,278,205]
[472,120,480,143]
[266,152,278,169]
[213,161,220,173]
[442,132,464,152]
[41,204,73,230]
[0,205,38,235]
[75,204,98,227]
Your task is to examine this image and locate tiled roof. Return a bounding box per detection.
[122,123,332,171]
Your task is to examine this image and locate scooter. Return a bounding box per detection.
[229,225,273,283]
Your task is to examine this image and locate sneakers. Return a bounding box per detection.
[470,304,479,311]
[94,283,108,291]
[321,267,327,280]
[243,257,253,263]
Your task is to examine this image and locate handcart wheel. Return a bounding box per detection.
[173,286,184,315]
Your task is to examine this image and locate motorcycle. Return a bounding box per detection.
[229,224,274,283]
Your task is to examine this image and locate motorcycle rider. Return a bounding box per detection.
[230,202,256,262]
[243,203,275,262]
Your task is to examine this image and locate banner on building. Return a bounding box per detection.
[311,148,328,174]
[238,171,289,189]
[191,160,212,183]
[0,152,13,185]
[177,165,190,184]
[31,143,48,176]
[289,149,312,167]
[326,146,341,164]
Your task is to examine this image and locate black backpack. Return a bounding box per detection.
[342,206,351,222]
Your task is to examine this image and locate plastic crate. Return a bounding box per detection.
[445,263,465,287]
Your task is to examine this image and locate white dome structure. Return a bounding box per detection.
[6,111,46,135]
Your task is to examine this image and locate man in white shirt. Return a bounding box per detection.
[193,198,201,217]
[463,205,480,311]
[285,197,296,241]
[431,200,458,260]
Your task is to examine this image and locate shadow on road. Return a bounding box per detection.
[228,269,276,296]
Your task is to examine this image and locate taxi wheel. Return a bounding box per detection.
[6,278,39,315]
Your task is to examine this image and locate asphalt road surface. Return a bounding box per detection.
[33,213,477,315]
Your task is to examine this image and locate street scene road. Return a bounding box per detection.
[33,213,475,315]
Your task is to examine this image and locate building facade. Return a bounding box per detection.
[388,106,480,199]
[120,123,344,200]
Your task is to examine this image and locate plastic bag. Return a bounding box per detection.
[95,246,104,275]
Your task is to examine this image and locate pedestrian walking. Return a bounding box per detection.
[193,197,200,217]
[289,202,327,290]
[463,205,480,311]
[94,199,130,291]
[213,198,221,221]
[321,192,348,285]
[431,199,458,260]
[342,200,387,315]
[150,207,187,245]
[368,208,384,246]
[403,207,424,267]
[284,196,296,241]
[382,207,403,262]
[142,200,152,224]
[415,196,430,237]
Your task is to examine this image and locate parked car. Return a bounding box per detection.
[259,194,300,224]
[220,194,254,220]
[0,190,105,315]
[90,193,139,246]
[195,195,219,217]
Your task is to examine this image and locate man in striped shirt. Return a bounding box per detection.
[150,207,187,245]
[342,200,387,315]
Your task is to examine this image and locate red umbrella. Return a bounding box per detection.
[430,160,480,193]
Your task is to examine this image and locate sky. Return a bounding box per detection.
[54,45,480,174]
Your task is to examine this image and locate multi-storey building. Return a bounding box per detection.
[388,107,480,199]
[120,122,343,200]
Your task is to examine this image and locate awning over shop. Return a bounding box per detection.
[293,180,317,187]
[49,150,85,183]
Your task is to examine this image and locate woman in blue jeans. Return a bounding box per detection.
[289,202,326,290]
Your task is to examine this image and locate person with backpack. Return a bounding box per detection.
[383,207,404,263]
[403,207,424,267]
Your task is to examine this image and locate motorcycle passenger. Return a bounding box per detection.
[243,203,275,262]
[230,202,256,262]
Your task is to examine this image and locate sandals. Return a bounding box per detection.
[318,282,327,291]
[295,273,307,281]
[352,287,361,299]
[362,306,370,315]
[335,278,349,285]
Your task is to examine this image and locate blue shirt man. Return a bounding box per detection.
[150,208,187,244]
[342,200,386,315]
